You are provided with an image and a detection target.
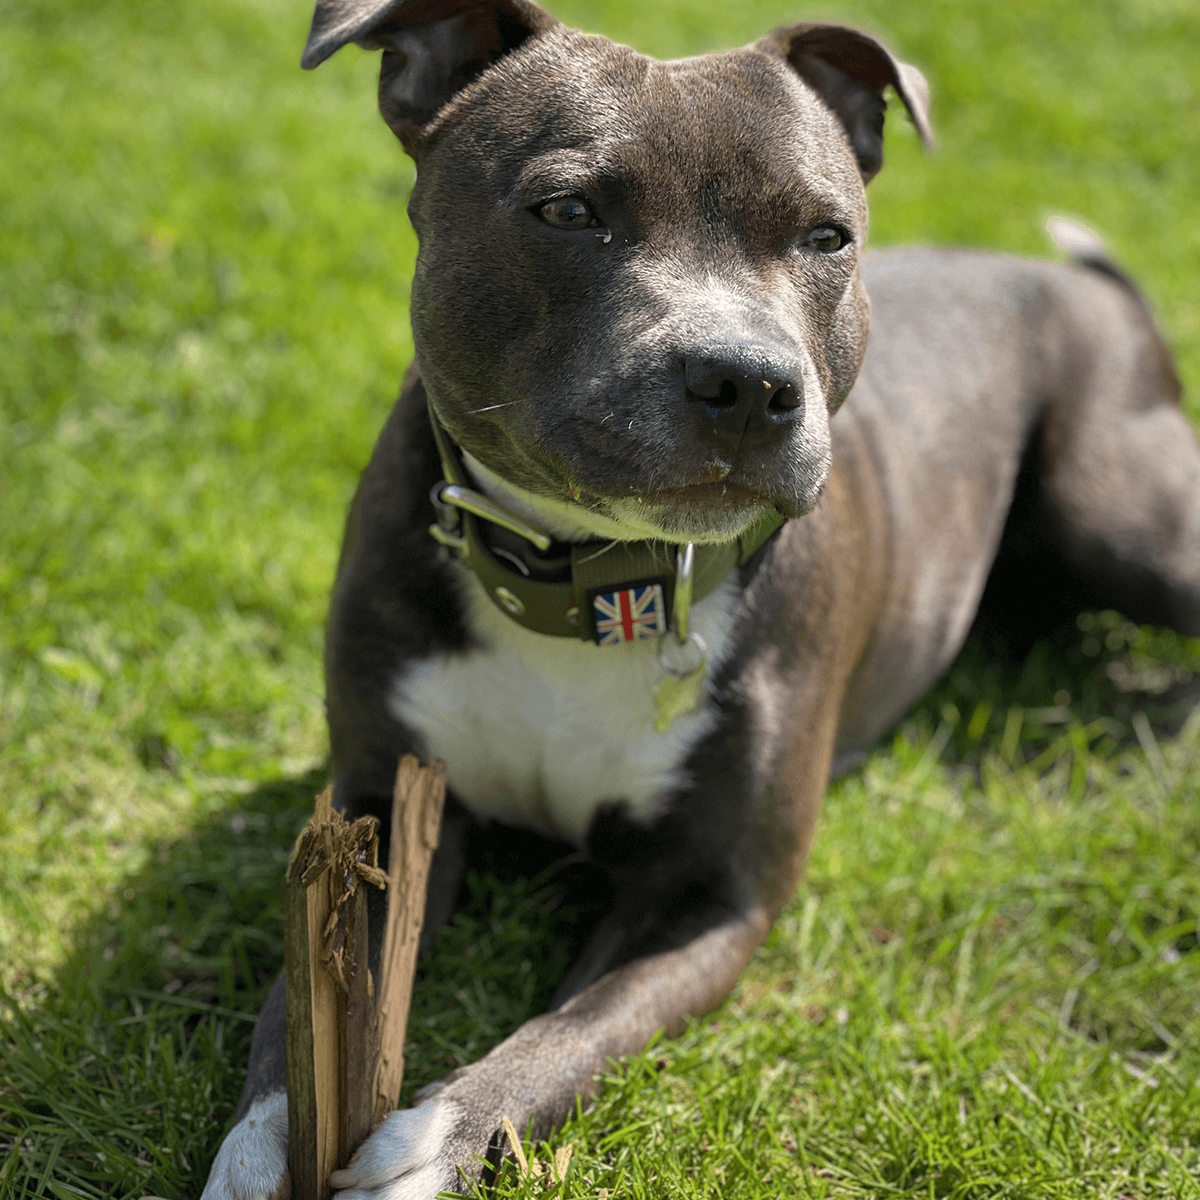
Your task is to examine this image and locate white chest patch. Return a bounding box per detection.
[388,571,739,845]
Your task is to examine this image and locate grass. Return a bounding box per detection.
[1,0,1198,1196]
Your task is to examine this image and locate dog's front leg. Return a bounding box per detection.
[328,904,771,1199]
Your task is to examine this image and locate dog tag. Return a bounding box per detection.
[653,630,707,734]
[653,662,707,733]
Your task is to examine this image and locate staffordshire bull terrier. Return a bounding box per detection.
[200,2,1200,1196]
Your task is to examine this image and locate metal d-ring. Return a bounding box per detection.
[673,542,694,641]
[657,543,706,676]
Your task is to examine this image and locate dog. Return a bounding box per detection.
[199,1,1200,1196]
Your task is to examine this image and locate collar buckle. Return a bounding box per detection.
[429,483,469,555]
[428,481,553,558]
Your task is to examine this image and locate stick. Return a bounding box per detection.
[283,760,445,1196]
[373,755,447,1122]
[284,788,386,1199]
[284,759,446,1198]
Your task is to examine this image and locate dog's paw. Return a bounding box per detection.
[330,1095,468,1199]
[200,1092,290,1200]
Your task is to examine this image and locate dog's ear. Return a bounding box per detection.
[302,0,559,150]
[758,24,933,183]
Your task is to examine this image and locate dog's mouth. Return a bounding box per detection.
[534,413,825,542]
[449,389,828,545]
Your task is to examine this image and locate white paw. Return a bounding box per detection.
[200,1092,289,1200]
[330,1097,461,1199]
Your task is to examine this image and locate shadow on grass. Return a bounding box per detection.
[0,769,321,1199]
[0,766,598,1199]
[1,614,1196,1199]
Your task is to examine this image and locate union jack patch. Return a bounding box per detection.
[592,582,667,645]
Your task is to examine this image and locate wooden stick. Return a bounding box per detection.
[284,788,386,1200]
[284,760,445,1197]
[340,864,376,1159]
[373,755,447,1122]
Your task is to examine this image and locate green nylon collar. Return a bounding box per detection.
[427,405,785,642]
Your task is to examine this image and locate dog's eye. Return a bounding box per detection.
[800,226,848,253]
[539,196,596,230]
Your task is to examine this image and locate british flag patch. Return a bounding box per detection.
[592,582,667,645]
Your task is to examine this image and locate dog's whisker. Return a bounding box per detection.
[467,400,524,415]
[575,539,621,564]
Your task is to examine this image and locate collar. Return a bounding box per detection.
[425,404,785,643]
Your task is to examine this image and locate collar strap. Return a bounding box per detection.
[426,404,785,642]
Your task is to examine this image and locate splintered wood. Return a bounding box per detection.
[284,756,446,1200]
[284,788,383,1200]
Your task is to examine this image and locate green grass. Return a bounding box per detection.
[1,0,1198,1196]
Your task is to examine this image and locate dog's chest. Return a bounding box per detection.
[388,571,739,845]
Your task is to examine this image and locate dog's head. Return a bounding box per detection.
[304,1,931,543]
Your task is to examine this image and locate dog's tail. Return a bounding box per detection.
[1045,214,1182,402]
[1045,214,1146,292]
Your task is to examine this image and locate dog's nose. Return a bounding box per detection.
[684,348,804,453]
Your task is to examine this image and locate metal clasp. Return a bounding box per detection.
[429,482,469,555]
[428,481,553,556]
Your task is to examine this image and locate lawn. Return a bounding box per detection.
[1,0,1198,1196]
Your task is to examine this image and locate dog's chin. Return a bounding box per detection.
[601,485,782,545]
